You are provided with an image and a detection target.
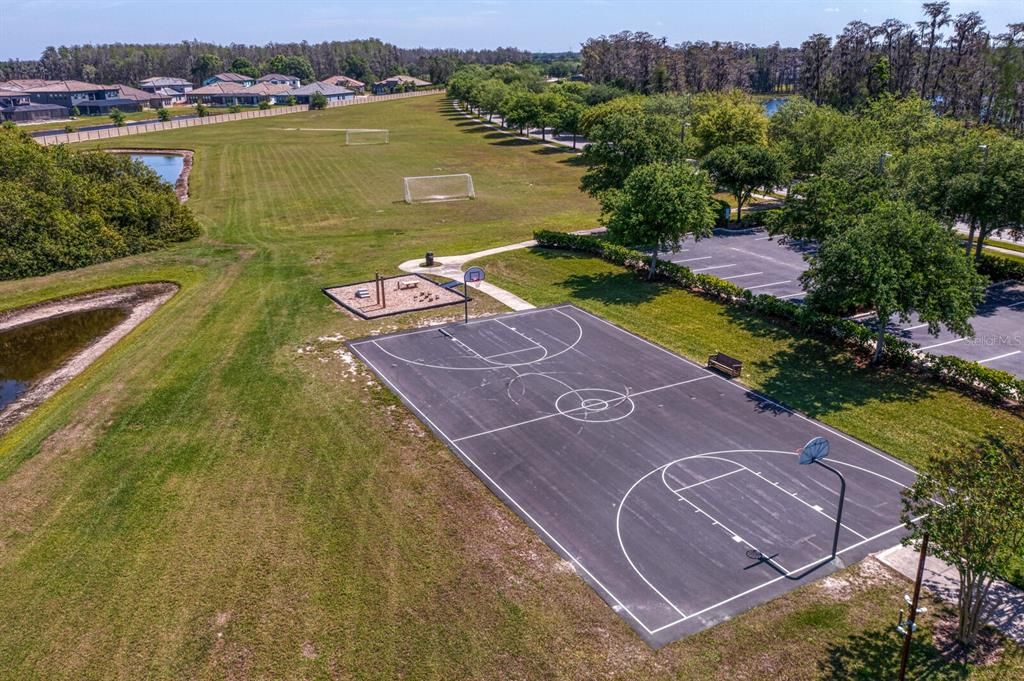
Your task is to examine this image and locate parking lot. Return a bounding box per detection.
[664,229,813,301]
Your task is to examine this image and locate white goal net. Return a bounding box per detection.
[345,129,390,145]
[403,174,476,203]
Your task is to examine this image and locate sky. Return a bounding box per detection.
[1,0,1021,61]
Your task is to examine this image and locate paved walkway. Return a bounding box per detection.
[397,228,606,312]
[874,545,1024,644]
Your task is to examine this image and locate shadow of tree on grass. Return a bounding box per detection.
[560,271,669,306]
[819,625,969,681]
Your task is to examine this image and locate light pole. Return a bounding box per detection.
[798,436,846,561]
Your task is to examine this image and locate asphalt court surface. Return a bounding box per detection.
[350,306,918,646]
[886,280,1024,377]
[664,229,815,301]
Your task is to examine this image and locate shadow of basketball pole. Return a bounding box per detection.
[745,437,848,581]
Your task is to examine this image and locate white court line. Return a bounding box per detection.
[348,338,657,635]
[647,518,920,634]
[348,305,574,347]
[721,271,764,280]
[484,346,542,360]
[670,467,745,492]
[451,375,713,442]
[692,264,737,273]
[919,337,966,350]
[979,350,1021,364]
[747,280,792,290]
[676,256,713,263]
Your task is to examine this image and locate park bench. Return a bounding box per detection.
[707,352,742,378]
[397,279,419,290]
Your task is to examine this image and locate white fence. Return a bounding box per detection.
[34,89,444,146]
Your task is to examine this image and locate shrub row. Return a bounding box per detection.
[977,252,1024,282]
[534,230,1023,405]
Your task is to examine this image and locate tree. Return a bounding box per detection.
[600,162,718,279]
[536,91,565,140]
[690,92,768,157]
[69,106,80,118]
[310,91,328,110]
[230,57,259,78]
[901,438,1024,648]
[285,95,297,106]
[802,201,986,363]
[476,79,509,121]
[500,89,541,134]
[191,53,222,84]
[555,97,586,148]
[227,104,241,114]
[194,102,209,118]
[578,97,683,196]
[109,108,126,127]
[267,54,315,83]
[258,100,270,110]
[768,97,854,180]
[702,144,789,222]
[156,107,171,122]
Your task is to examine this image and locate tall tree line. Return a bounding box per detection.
[0,38,531,87]
[581,3,1024,130]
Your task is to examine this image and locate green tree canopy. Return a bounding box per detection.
[768,97,854,179]
[230,57,259,78]
[309,91,328,110]
[600,161,718,278]
[801,201,986,363]
[702,144,789,221]
[191,53,222,83]
[901,438,1024,647]
[0,126,199,279]
[578,97,683,196]
[690,92,768,157]
[500,89,541,134]
[266,55,315,83]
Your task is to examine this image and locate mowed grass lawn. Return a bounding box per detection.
[0,95,1020,679]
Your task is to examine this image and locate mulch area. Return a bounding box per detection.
[323,274,466,319]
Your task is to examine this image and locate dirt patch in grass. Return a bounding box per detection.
[323,273,467,319]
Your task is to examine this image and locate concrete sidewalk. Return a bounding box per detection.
[875,545,1024,644]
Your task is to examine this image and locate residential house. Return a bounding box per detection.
[0,78,51,91]
[287,82,354,105]
[138,76,193,104]
[372,75,431,95]
[187,82,293,107]
[0,87,68,122]
[320,75,365,93]
[23,80,142,115]
[257,73,301,88]
[202,72,256,87]
[116,84,176,110]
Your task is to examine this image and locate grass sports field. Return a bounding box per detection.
[0,95,1021,678]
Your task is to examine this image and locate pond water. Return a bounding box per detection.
[131,153,184,185]
[762,98,788,117]
[0,306,129,412]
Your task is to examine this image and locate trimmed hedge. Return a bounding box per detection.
[977,252,1024,282]
[534,230,1023,405]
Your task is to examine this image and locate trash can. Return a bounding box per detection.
[425,251,434,266]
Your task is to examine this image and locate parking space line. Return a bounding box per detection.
[692,264,737,273]
[919,338,966,350]
[1009,301,1024,308]
[979,350,1021,364]
[778,292,805,299]
[721,271,763,280]
[755,236,772,240]
[747,280,792,290]
[677,256,713,263]
[902,323,929,331]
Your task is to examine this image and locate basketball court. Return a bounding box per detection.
[349,306,917,646]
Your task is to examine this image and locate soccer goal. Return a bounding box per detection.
[403,174,476,204]
[345,129,389,145]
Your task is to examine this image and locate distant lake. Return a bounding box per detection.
[762,98,788,117]
[131,153,183,185]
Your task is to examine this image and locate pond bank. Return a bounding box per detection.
[0,282,178,435]
[104,149,194,202]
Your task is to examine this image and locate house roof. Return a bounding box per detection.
[190,82,292,96]
[139,76,191,87]
[24,80,117,93]
[116,84,170,101]
[0,102,68,113]
[0,79,52,90]
[290,82,353,97]
[207,72,253,83]
[375,75,431,87]
[0,88,29,97]
[257,73,297,82]
[320,75,365,88]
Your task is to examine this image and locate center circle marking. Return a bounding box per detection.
[555,388,636,423]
